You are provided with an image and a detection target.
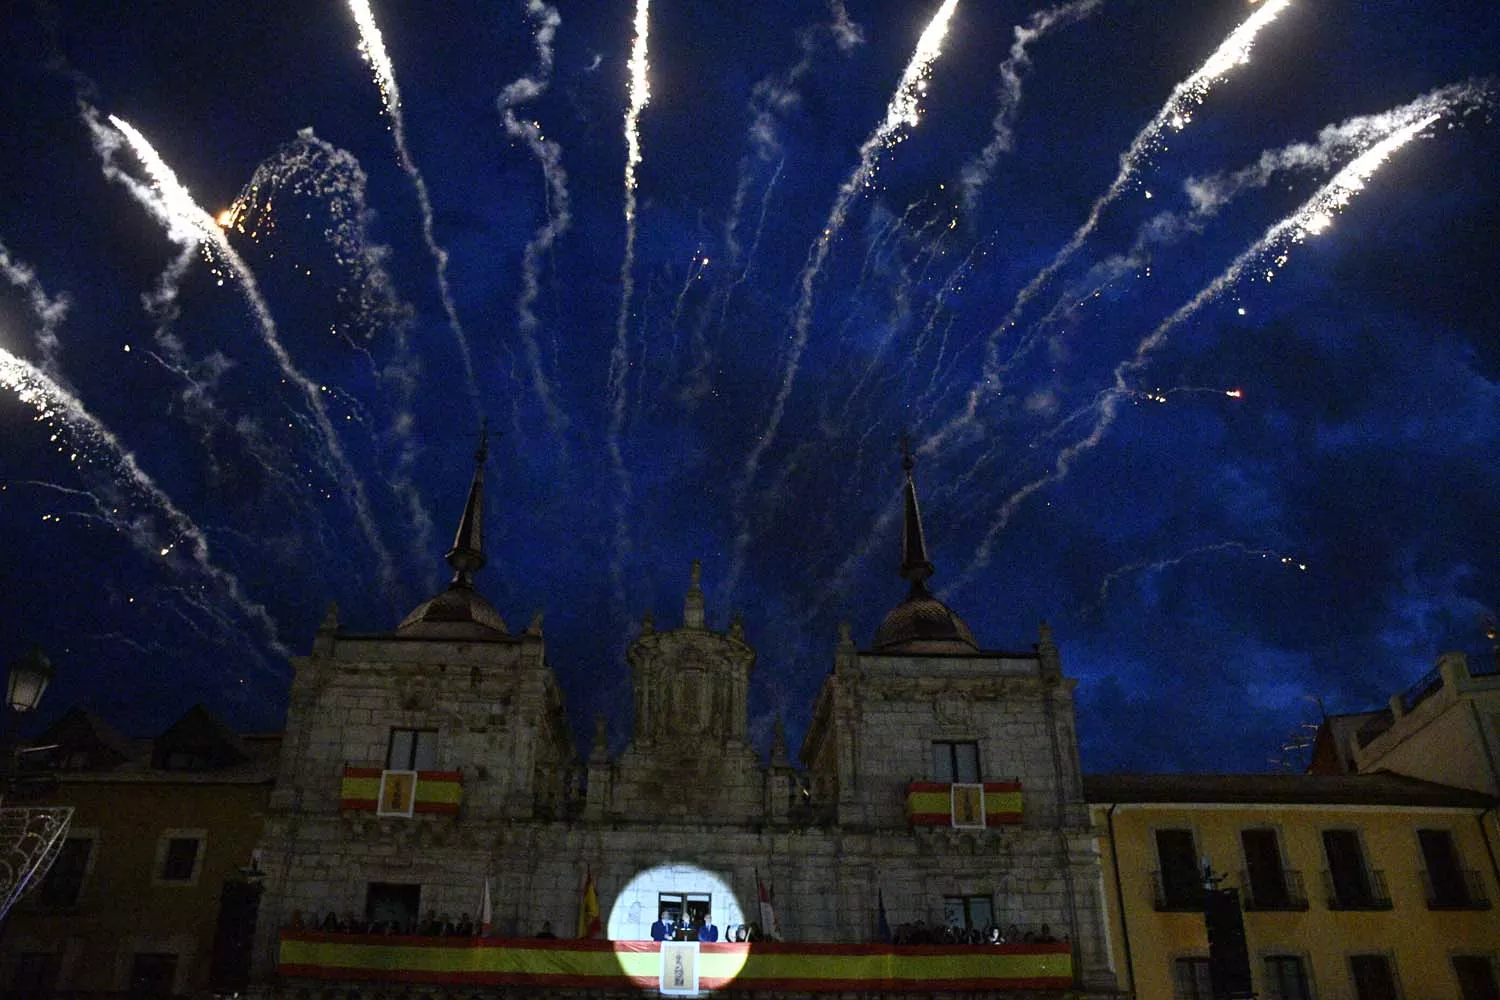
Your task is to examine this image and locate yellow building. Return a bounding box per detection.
[1,704,279,997]
[1089,772,1500,999]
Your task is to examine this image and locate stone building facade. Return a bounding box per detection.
[251,436,1115,995]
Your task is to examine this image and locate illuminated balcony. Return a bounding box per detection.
[277,931,1072,994]
[904,781,1023,828]
[340,767,462,816]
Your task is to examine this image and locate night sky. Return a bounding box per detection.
[1,0,1496,773]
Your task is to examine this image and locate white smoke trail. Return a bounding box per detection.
[1184,81,1492,215]
[0,237,70,373]
[944,113,1441,595]
[958,0,1103,211]
[827,0,866,52]
[345,0,478,409]
[727,0,961,597]
[498,0,572,439]
[86,108,400,592]
[0,345,288,657]
[928,0,1294,453]
[1085,542,1307,617]
[605,0,653,601]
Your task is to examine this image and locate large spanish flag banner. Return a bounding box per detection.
[905,781,1022,827]
[340,767,462,815]
[279,932,1072,993]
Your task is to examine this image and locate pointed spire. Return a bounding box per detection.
[771,715,790,768]
[445,420,488,589]
[898,434,935,595]
[684,559,706,629]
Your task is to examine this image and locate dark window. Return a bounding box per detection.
[1264,955,1311,1000]
[387,729,437,770]
[129,953,178,998]
[160,837,200,882]
[1155,828,1202,910]
[1350,954,1398,1000]
[931,741,980,783]
[365,882,421,932]
[38,837,92,907]
[942,894,993,930]
[1241,828,1290,909]
[1172,957,1213,1000]
[1418,828,1469,906]
[1454,956,1500,1000]
[1323,829,1384,908]
[10,952,61,997]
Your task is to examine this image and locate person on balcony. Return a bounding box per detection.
[698,914,718,942]
[651,910,674,941]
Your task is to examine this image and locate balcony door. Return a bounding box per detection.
[1156,828,1201,908]
[1241,828,1289,908]
[1323,829,1371,905]
[1418,828,1467,905]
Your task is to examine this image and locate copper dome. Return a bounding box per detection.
[872,588,978,653]
[396,585,509,639]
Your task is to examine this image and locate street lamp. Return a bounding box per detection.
[6,646,54,713]
[0,644,70,920]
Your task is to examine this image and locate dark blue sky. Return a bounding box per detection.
[1,0,1496,773]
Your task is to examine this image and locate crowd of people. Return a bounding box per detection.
[889,920,1063,946]
[288,909,1063,946]
[287,910,483,936]
[648,910,781,943]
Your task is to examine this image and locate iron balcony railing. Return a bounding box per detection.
[1420,869,1492,910]
[1240,868,1309,911]
[1322,868,1393,911]
[1150,870,1205,912]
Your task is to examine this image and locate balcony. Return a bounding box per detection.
[1240,868,1310,912]
[1150,870,1204,912]
[1322,868,1393,911]
[278,931,1073,993]
[1421,869,1492,910]
[905,781,1022,828]
[340,767,462,816]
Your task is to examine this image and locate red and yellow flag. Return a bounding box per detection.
[576,869,601,939]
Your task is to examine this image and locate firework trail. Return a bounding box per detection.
[232,128,434,568]
[1083,541,1307,617]
[728,0,961,597]
[0,238,70,373]
[1184,81,1493,215]
[345,0,478,410]
[498,0,572,439]
[958,0,1103,211]
[86,108,400,592]
[0,345,287,659]
[605,0,653,601]
[943,113,1441,596]
[928,0,1293,453]
[232,128,411,348]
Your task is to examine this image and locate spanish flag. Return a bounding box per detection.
[576,869,601,939]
